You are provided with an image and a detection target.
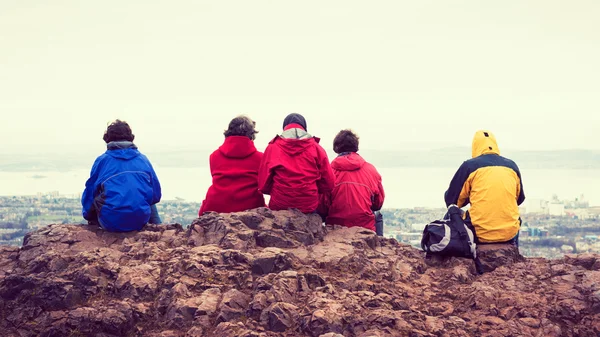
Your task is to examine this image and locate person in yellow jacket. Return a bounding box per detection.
[444,130,525,245]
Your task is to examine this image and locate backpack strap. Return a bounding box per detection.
[447,205,485,274]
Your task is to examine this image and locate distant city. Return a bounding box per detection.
[1,192,599,259]
[383,194,600,259]
[0,192,200,246]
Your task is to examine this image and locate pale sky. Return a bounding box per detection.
[1,0,599,156]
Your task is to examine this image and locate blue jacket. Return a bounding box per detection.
[82,142,161,232]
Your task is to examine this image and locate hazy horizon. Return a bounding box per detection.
[1,0,599,156]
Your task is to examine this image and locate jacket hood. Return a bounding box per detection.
[106,141,141,160]
[332,152,366,171]
[219,136,257,158]
[281,128,312,140]
[472,130,500,158]
[271,132,320,156]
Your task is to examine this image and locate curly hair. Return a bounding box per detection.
[223,115,258,140]
[103,120,135,143]
[333,129,359,154]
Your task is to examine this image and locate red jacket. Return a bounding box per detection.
[258,128,335,213]
[319,152,385,231]
[199,136,265,215]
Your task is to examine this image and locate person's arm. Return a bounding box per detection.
[317,192,331,221]
[81,157,102,220]
[444,161,472,207]
[146,158,162,205]
[515,165,525,206]
[316,145,335,194]
[199,152,217,216]
[258,144,274,194]
[371,170,385,211]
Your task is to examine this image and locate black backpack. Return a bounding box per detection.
[421,205,484,274]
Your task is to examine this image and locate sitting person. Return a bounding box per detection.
[198,115,265,215]
[258,113,335,213]
[444,130,525,245]
[319,129,385,234]
[81,120,162,232]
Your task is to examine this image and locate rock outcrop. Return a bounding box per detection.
[1,208,599,336]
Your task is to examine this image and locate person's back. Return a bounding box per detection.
[320,130,385,232]
[258,113,335,213]
[199,116,265,214]
[82,120,162,232]
[444,130,525,243]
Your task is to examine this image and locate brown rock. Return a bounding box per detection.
[230,212,265,230]
[452,265,472,283]
[260,302,299,332]
[248,292,269,319]
[213,322,264,337]
[304,306,345,336]
[519,317,541,328]
[254,230,298,248]
[480,316,505,325]
[115,263,160,300]
[0,209,598,337]
[476,243,524,272]
[195,288,222,318]
[424,315,444,333]
[251,249,292,275]
[184,326,204,337]
[166,297,205,327]
[216,289,251,323]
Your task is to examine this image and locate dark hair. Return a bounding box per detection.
[103,120,135,143]
[223,115,258,140]
[333,129,359,154]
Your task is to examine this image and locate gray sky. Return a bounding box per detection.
[1,0,599,156]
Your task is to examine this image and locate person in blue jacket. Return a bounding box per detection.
[81,120,162,231]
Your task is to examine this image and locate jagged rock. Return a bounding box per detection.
[115,262,161,300]
[230,211,265,230]
[213,322,264,337]
[477,243,524,272]
[216,289,251,323]
[185,326,204,337]
[260,302,299,332]
[302,301,345,336]
[251,248,292,275]
[0,209,598,336]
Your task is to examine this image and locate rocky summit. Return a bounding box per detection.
[0,209,599,337]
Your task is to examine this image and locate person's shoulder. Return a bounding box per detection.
[95,152,108,160]
[136,151,150,160]
[363,161,382,176]
[498,155,521,171]
[267,135,281,145]
[310,137,327,149]
[134,152,156,167]
[93,152,111,165]
[499,155,518,164]
[209,148,222,159]
[455,157,481,173]
[363,160,379,171]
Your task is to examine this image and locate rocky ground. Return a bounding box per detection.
[0,208,599,337]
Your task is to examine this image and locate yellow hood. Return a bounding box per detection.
[472,130,500,158]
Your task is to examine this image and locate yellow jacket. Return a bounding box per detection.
[444,130,525,243]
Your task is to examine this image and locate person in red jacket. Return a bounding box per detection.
[319,129,385,234]
[198,116,266,215]
[258,113,335,213]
